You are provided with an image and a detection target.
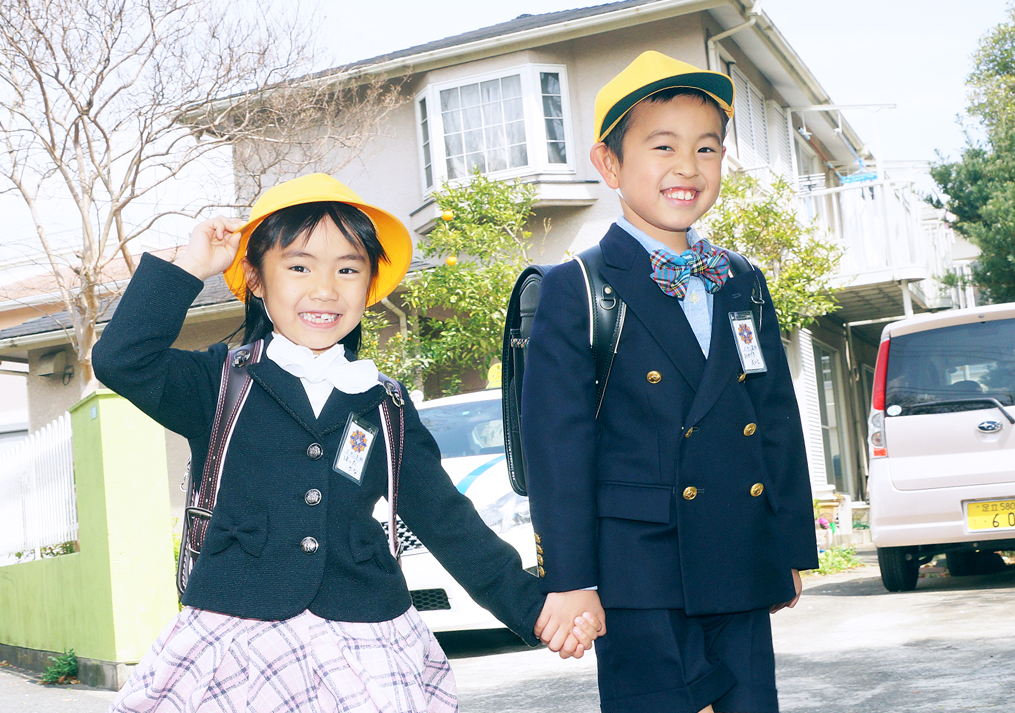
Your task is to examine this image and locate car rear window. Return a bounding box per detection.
[417,398,505,458]
[885,318,1015,416]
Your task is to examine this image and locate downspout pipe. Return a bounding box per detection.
[706,2,762,72]
[380,297,408,340]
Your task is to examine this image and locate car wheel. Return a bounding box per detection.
[946,550,977,577]
[877,546,919,592]
[976,551,1007,574]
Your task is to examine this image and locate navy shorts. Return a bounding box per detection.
[594,608,778,713]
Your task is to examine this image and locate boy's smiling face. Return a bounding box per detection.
[592,94,725,252]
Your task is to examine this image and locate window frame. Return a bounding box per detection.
[414,63,576,192]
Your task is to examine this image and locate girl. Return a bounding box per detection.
[93,174,600,713]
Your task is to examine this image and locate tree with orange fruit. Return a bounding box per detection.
[361,170,537,396]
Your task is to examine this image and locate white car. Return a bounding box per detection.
[867,302,1015,591]
[374,388,536,632]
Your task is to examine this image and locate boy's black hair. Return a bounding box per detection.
[241,201,388,353]
[603,87,729,163]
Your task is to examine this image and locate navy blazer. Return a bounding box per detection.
[520,225,819,616]
[92,253,543,644]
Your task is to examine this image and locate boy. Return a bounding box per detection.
[523,51,819,713]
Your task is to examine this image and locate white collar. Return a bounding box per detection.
[617,215,701,258]
[265,333,379,395]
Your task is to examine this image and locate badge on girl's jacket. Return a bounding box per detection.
[729,311,767,374]
[334,413,377,485]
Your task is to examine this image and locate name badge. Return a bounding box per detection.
[333,414,377,485]
[729,311,767,374]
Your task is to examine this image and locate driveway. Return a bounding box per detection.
[2,545,1013,712]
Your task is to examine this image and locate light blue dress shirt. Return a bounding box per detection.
[616,216,714,357]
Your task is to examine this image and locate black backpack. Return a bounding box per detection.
[501,244,762,497]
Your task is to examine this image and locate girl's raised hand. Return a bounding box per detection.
[175,216,246,281]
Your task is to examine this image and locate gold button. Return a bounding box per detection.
[743,423,757,437]
[536,544,544,554]
[534,533,541,544]
[647,371,662,384]
[537,566,545,578]
[738,372,747,383]
[537,554,544,565]
[683,486,697,501]
[751,483,764,497]
[684,428,693,439]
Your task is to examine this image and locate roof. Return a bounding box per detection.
[335,0,666,73]
[0,274,238,345]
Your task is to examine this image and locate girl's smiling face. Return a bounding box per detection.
[243,216,371,354]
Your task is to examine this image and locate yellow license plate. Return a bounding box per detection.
[966,499,1015,531]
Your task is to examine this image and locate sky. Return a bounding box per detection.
[1,0,1009,267]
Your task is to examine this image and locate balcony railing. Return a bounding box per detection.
[793,177,954,311]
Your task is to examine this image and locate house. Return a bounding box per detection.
[0,0,971,528]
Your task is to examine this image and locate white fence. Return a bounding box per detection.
[0,413,77,560]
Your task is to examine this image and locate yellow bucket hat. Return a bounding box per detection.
[594,51,735,143]
[223,174,413,308]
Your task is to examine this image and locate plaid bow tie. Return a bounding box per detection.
[649,239,730,299]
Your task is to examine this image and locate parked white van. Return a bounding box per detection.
[867,302,1015,591]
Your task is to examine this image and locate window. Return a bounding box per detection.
[418,399,504,458]
[416,65,574,189]
[813,342,848,492]
[541,72,567,165]
[731,67,769,169]
[884,318,1015,416]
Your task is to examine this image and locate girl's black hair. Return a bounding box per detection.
[603,87,729,163]
[241,201,388,354]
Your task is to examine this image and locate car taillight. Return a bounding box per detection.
[868,338,890,458]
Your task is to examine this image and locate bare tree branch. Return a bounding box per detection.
[0,0,408,393]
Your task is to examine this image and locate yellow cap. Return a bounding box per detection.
[594,51,735,143]
[223,173,413,307]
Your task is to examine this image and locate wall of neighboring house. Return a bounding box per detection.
[0,371,28,450]
[18,308,244,528]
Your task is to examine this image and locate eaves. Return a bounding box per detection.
[0,301,244,358]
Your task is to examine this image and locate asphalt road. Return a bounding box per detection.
[2,545,1013,712]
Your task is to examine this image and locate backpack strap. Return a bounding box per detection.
[575,245,627,418]
[177,339,263,598]
[726,249,764,331]
[377,374,405,562]
[501,264,549,498]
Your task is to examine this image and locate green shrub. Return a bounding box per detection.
[816,546,862,575]
[40,649,77,684]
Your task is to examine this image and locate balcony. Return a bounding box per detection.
[794,177,955,327]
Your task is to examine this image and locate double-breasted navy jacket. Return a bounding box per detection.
[520,225,819,616]
[92,253,543,644]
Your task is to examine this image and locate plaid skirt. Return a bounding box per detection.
[108,606,457,713]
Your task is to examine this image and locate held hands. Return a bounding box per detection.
[174,216,246,281]
[535,590,606,659]
[770,569,802,614]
